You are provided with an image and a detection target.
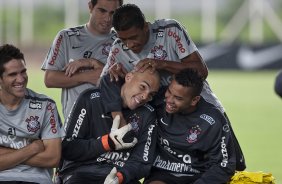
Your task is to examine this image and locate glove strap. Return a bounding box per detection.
[101,135,112,151]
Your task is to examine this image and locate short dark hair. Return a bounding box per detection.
[0,44,25,77]
[113,4,145,31]
[91,0,123,7]
[174,68,204,97]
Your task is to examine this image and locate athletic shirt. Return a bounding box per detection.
[0,88,64,184]
[59,88,157,183]
[41,24,117,119]
[101,19,225,113]
[153,97,236,183]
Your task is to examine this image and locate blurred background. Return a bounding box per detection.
[0,0,281,183]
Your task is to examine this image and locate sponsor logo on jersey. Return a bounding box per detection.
[90,92,100,99]
[143,124,155,161]
[223,124,230,132]
[29,101,42,109]
[151,45,168,60]
[26,116,40,133]
[153,155,200,173]
[72,108,87,138]
[200,114,215,125]
[102,43,112,56]
[67,30,80,37]
[128,113,140,132]
[186,125,201,143]
[160,118,168,126]
[144,103,155,112]
[49,34,63,65]
[220,136,229,167]
[47,103,58,134]
[98,151,130,167]
[168,29,186,53]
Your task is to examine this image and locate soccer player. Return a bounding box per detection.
[41,0,123,120]
[144,68,236,184]
[57,68,160,184]
[0,44,64,183]
[101,4,245,170]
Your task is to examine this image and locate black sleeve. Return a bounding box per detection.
[99,74,124,113]
[62,89,112,162]
[119,108,158,183]
[274,70,282,98]
[194,114,236,184]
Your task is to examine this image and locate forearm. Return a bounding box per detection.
[44,70,100,88]
[24,139,62,168]
[157,51,208,79]
[0,145,40,171]
[62,136,110,161]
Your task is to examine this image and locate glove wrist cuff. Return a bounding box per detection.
[101,135,112,151]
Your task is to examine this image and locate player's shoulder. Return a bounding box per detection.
[152,19,183,30]
[78,87,101,102]
[58,25,85,36]
[197,99,227,126]
[25,88,56,106]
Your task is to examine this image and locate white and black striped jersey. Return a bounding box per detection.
[0,88,64,184]
[41,24,117,119]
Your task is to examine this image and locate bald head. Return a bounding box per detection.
[121,67,160,109]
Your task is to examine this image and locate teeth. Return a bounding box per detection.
[14,85,24,88]
[134,97,140,104]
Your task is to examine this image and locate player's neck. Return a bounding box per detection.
[0,90,23,111]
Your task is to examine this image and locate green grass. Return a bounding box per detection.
[27,69,282,183]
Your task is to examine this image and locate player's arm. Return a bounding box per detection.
[99,74,127,127]
[23,138,62,168]
[64,58,104,77]
[135,51,208,80]
[0,140,44,171]
[117,111,158,183]
[44,66,103,88]
[194,115,236,184]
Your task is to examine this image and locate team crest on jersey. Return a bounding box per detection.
[151,45,167,60]
[127,113,140,132]
[26,116,40,133]
[102,43,112,56]
[186,125,202,143]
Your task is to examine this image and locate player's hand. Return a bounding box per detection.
[134,58,156,73]
[63,59,83,77]
[109,63,127,82]
[109,115,137,150]
[104,167,118,184]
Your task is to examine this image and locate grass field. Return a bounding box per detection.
[27,69,282,183]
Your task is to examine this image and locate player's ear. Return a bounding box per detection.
[125,72,133,83]
[88,1,94,12]
[191,96,201,106]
